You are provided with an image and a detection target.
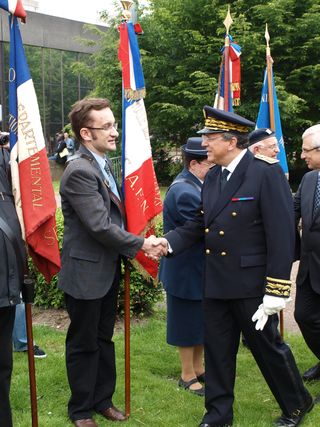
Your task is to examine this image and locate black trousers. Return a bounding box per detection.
[0,306,16,427]
[202,297,310,426]
[65,276,120,421]
[295,275,320,360]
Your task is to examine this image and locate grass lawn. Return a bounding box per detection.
[11,311,320,427]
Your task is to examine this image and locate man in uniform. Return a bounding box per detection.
[157,107,313,427]
[248,128,280,159]
[294,124,320,383]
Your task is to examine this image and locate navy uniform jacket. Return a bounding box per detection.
[159,168,205,300]
[165,150,294,300]
[294,170,320,293]
[58,144,144,300]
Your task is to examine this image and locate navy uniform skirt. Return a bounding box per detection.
[166,293,204,346]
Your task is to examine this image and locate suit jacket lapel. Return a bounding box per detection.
[206,151,252,224]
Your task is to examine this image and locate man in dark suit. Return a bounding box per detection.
[156,107,313,427]
[58,98,161,427]
[0,140,26,427]
[294,124,320,383]
[159,137,212,396]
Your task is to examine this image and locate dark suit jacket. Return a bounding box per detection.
[159,168,205,300]
[165,150,295,300]
[294,170,320,292]
[0,149,26,307]
[58,144,144,300]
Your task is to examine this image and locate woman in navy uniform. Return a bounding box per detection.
[159,137,212,396]
[163,107,313,427]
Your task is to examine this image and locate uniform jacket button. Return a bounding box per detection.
[232,212,237,217]
[219,230,225,236]
[206,249,211,255]
[221,251,227,256]
[205,228,209,233]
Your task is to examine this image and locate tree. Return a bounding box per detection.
[82,0,320,172]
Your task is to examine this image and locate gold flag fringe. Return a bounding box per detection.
[124,88,146,101]
[231,82,240,91]
[232,98,241,106]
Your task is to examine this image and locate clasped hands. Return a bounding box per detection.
[141,235,168,261]
[252,295,291,331]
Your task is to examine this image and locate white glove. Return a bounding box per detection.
[252,295,289,331]
[252,304,269,331]
[262,295,287,315]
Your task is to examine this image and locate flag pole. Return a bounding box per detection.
[265,24,284,337]
[21,274,38,427]
[120,0,134,416]
[265,24,275,131]
[223,6,233,112]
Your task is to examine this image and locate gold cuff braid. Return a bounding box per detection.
[265,276,291,298]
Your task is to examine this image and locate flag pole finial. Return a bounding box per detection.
[120,0,134,21]
[223,5,233,35]
[265,23,271,56]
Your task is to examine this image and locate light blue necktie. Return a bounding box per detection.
[104,161,121,200]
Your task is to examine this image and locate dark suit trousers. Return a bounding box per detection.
[202,297,310,426]
[65,276,120,421]
[295,275,320,360]
[0,306,16,427]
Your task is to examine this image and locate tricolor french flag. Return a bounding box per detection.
[0,0,26,20]
[8,16,60,282]
[214,36,241,111]
[119,21,162,279]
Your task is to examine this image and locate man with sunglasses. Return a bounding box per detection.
[294,124,320,386]
[58,98,162,427]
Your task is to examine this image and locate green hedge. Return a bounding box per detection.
[29,208,164,318]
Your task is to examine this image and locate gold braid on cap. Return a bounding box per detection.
[265,276,291,298]
[204,117,250,133]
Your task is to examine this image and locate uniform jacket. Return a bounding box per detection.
[58,144,144,300]
[165,150,295,300]
[294,170,320,292]
[0,149,26,308]
[159,168,205,300]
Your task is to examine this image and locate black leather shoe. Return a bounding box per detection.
[302,362,320,381]
[178,377,205,396]
[197,372,205,383]
[274,396,314,426]
[199,424,232,427]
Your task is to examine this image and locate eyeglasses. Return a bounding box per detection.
[202,135,224,143]
[301,146,320,154]
[86,123,118,132]
[260,144,279,151]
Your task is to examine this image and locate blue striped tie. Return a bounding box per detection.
[313,174,320,219]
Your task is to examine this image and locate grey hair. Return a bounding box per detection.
[302,124,320,148]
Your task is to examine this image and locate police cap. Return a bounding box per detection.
[197,106,255,135]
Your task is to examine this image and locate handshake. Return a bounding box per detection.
[141,235,169,261]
